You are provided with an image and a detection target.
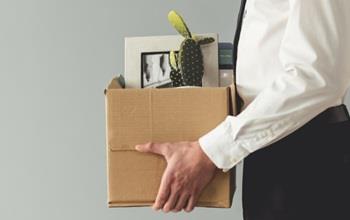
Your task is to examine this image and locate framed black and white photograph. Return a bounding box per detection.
[141,51,175,88]
[124,34,219,88]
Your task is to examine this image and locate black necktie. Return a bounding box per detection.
[233,0,247,114]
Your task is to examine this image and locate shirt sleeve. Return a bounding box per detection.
[198,0,349,172]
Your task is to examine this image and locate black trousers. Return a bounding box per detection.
[242,106,350,220]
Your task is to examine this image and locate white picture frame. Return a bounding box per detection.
[124,33,219,88]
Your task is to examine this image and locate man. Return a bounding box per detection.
[135,0,350,219]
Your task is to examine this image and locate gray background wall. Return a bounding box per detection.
[0,1,349,220]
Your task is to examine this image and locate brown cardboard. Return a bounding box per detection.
[105,77,236,208]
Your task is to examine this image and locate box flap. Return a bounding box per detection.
[106,87,230,152]
[104,75,124,95]
[229,83,237,116]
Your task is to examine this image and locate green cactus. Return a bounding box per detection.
[167,10,215,87]
[169,51,184,87]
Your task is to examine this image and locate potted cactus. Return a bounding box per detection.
[167,10,215,87]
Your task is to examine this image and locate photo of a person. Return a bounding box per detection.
[141,52,172,88]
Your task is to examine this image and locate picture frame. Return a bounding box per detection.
[124,33,219,88]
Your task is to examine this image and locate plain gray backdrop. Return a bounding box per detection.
[1,1,349,220]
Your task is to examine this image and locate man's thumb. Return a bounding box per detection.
[135,143,150,152]
[135,142,163,155]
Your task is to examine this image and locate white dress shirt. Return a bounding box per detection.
[199,0,350,172]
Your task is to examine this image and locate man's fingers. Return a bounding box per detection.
[153,168,171,210]
[185,194,198,212]
[173,193,190,212]
[135,142,168,156]
[163,189,180,213]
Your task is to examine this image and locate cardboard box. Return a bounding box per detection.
[105,77,236,208]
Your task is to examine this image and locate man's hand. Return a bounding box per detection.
[135,141,217,213]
